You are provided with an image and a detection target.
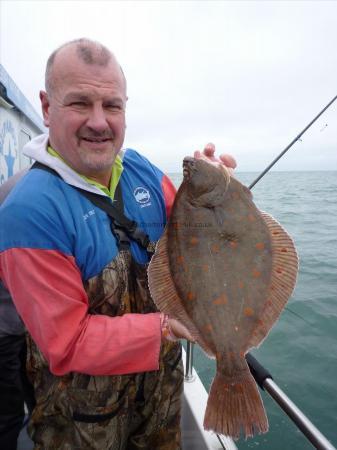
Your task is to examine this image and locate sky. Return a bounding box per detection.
[1,0,336,173]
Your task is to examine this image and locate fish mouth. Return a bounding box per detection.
[183,156,196,181]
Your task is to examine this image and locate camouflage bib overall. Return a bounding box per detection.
[25,176,183,450]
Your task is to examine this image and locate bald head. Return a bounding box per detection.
[40,38,127,187]
[45,38,125,96]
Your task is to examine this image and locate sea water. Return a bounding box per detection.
[169,171,337,450]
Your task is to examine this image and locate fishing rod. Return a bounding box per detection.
[246,354,336,450]
[249,94,337,325]
[248,94,337,189]
[185,94,337,448]
[242,94,337,449]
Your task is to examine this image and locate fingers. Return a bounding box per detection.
[193,150,203,160]
[194,143,237,173]
[219,153,237,169]
[202,143,216,159]
[194,143,216,160]
[168,318,196,343]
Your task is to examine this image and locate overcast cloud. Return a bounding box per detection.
[1,0,336,173]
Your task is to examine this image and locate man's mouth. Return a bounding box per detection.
[81,137,111,143]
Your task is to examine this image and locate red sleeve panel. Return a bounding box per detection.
[0,248,161,376]
[161,174,177,220]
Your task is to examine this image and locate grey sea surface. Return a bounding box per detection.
[169,170,337,450]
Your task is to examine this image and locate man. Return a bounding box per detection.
[0,170,35,450]
[0,38,236,449]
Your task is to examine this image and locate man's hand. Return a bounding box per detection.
[161,313,195,342]
[194,142,237,174]
[168,318,196,342]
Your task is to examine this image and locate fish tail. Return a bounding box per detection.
[203,369,268,440]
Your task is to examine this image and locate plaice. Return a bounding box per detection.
[148,157,298,440]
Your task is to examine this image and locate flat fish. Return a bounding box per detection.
[148,157,298,439]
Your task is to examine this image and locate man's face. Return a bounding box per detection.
[40,49,127,185]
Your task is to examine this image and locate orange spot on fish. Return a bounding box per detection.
[202,264,210,272]
[234,383,244,393]
[273,231,280,235]
[252,269,261,278]
[187,292,196,301]
[213,293,228,305]
[248,214,256,222]
[177,255,184,264]
[255,242,265,250]
[211,244,220,253]
[239,350,245,358]
[243,307,254,317]
[216,351,222,360]
[276,268,283,274]
[229,241,238,249]
[281,248,288,253]
[204,323,213,333]
[228,351,235,361]
[190,236,199,246]
[238,281,244,289]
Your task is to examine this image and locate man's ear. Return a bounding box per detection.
[39,91,50,127]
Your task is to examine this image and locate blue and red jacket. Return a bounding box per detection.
[0,134,176,375]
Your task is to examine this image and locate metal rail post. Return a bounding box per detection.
[185,341,195,382]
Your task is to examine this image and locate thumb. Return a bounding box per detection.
[168,318,196,342]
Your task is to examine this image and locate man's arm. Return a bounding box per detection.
[0,169,30,337]
[0,247,162,376]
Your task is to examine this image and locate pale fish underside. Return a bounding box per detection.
[148,157,298,440]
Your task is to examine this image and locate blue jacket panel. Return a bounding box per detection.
[0,149,169,281]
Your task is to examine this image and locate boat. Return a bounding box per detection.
[0,64,46,183]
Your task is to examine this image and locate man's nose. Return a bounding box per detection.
[86,104,109,132]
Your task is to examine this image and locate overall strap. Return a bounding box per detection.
[30,161,154,253]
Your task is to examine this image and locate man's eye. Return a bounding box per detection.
[71,102,87,107]
[105,104,122,111]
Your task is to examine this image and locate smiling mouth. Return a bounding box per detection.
[81,137,111,143]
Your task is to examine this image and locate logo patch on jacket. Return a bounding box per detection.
[133,187,151,208]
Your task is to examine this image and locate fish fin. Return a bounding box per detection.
[230,176,253,199]
[242,182,253,199]
[204,361,268,439]
[248,211,299,348]
[148,228,215,357]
